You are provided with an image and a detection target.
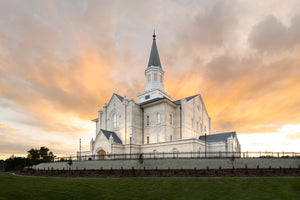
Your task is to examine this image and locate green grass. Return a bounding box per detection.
[0,173,299,200]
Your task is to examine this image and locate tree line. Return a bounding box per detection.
[0,146,55,171]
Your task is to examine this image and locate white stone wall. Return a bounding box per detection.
[33,158,300,170]
[182,95,211,140]
[143,102,176,144]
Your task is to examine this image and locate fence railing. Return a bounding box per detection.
[53,151,300,162]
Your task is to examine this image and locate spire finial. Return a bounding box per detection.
[153,29,156,40]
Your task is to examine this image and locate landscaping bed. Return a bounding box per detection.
[16,167,300,178]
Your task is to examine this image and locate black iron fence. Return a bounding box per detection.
[54,151,300,162]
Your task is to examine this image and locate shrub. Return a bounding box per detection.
[138,154,144,164]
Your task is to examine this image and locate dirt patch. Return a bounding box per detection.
[16,168,300,178]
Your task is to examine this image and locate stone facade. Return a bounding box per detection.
[81,33,241,159]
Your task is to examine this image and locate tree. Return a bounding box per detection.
[27,148,40,165]
[39,146,49,160]
[27,146,56,165]
[4,155,30,171]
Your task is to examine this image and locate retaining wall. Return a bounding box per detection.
[33,158,300,170]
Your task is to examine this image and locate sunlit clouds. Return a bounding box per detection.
[0,0,300,159]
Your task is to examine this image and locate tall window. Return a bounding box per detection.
[148,74,150,82]
[192,118,194,128]
[147,136,149,144]
[157,135,160,143]
[197,121,199,131]
[112,114,117,128]
[154,73,157,81]
[160,75,162,83]
[170,135,173,141]
[157,113,161,124]
[170,114,173,125]
[146,115,149,126]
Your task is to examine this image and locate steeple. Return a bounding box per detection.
[137,31,171,104]
[147,30,162,68]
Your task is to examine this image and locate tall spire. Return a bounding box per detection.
[147,30,161,68]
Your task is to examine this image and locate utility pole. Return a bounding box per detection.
[79,138,81,161]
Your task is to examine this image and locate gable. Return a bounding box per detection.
[107,93,124,109]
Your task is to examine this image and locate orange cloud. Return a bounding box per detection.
[0,0,300,159]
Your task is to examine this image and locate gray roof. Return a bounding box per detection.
[173,94,199,105]
[113,93,124,102]
[199,132,236,143]
[138,97,166,106]
[101,129,122,144]
[147,34,162,68]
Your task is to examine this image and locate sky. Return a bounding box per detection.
[0,0,300,159]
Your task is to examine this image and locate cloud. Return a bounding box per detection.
[248,14,300,52]
[0,0,300,158]
[0,124,22,134]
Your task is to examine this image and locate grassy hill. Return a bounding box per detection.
[0,173,299,200]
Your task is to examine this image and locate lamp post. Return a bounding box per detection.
[79,138,81,161]
[205,133,207,158]
[130,137,132,159]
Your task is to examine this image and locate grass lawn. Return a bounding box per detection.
[0,173,299,200]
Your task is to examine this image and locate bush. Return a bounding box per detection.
[138,154,144,164]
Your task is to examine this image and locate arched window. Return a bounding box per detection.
[172,148,178,158]
[148,74,150,82]
[146,115,150,126]
[157,113,161,124]
[154,73,157,81]
[112,113,117,128]
[160,75,162,83]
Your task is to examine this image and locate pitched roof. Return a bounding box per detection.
[138,97,166,106]
[101,129,123,144]
[173,94,199,105]
[113,93,124,102]
[147,34,162,68]
[199,132,236,143]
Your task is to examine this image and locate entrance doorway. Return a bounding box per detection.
[97,150,106,160]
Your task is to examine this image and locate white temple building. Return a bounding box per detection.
[79,33,241,159]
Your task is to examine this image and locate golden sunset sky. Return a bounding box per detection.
[1,0,300,159]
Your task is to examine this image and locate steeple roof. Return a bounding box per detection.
[147,31,162,68]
